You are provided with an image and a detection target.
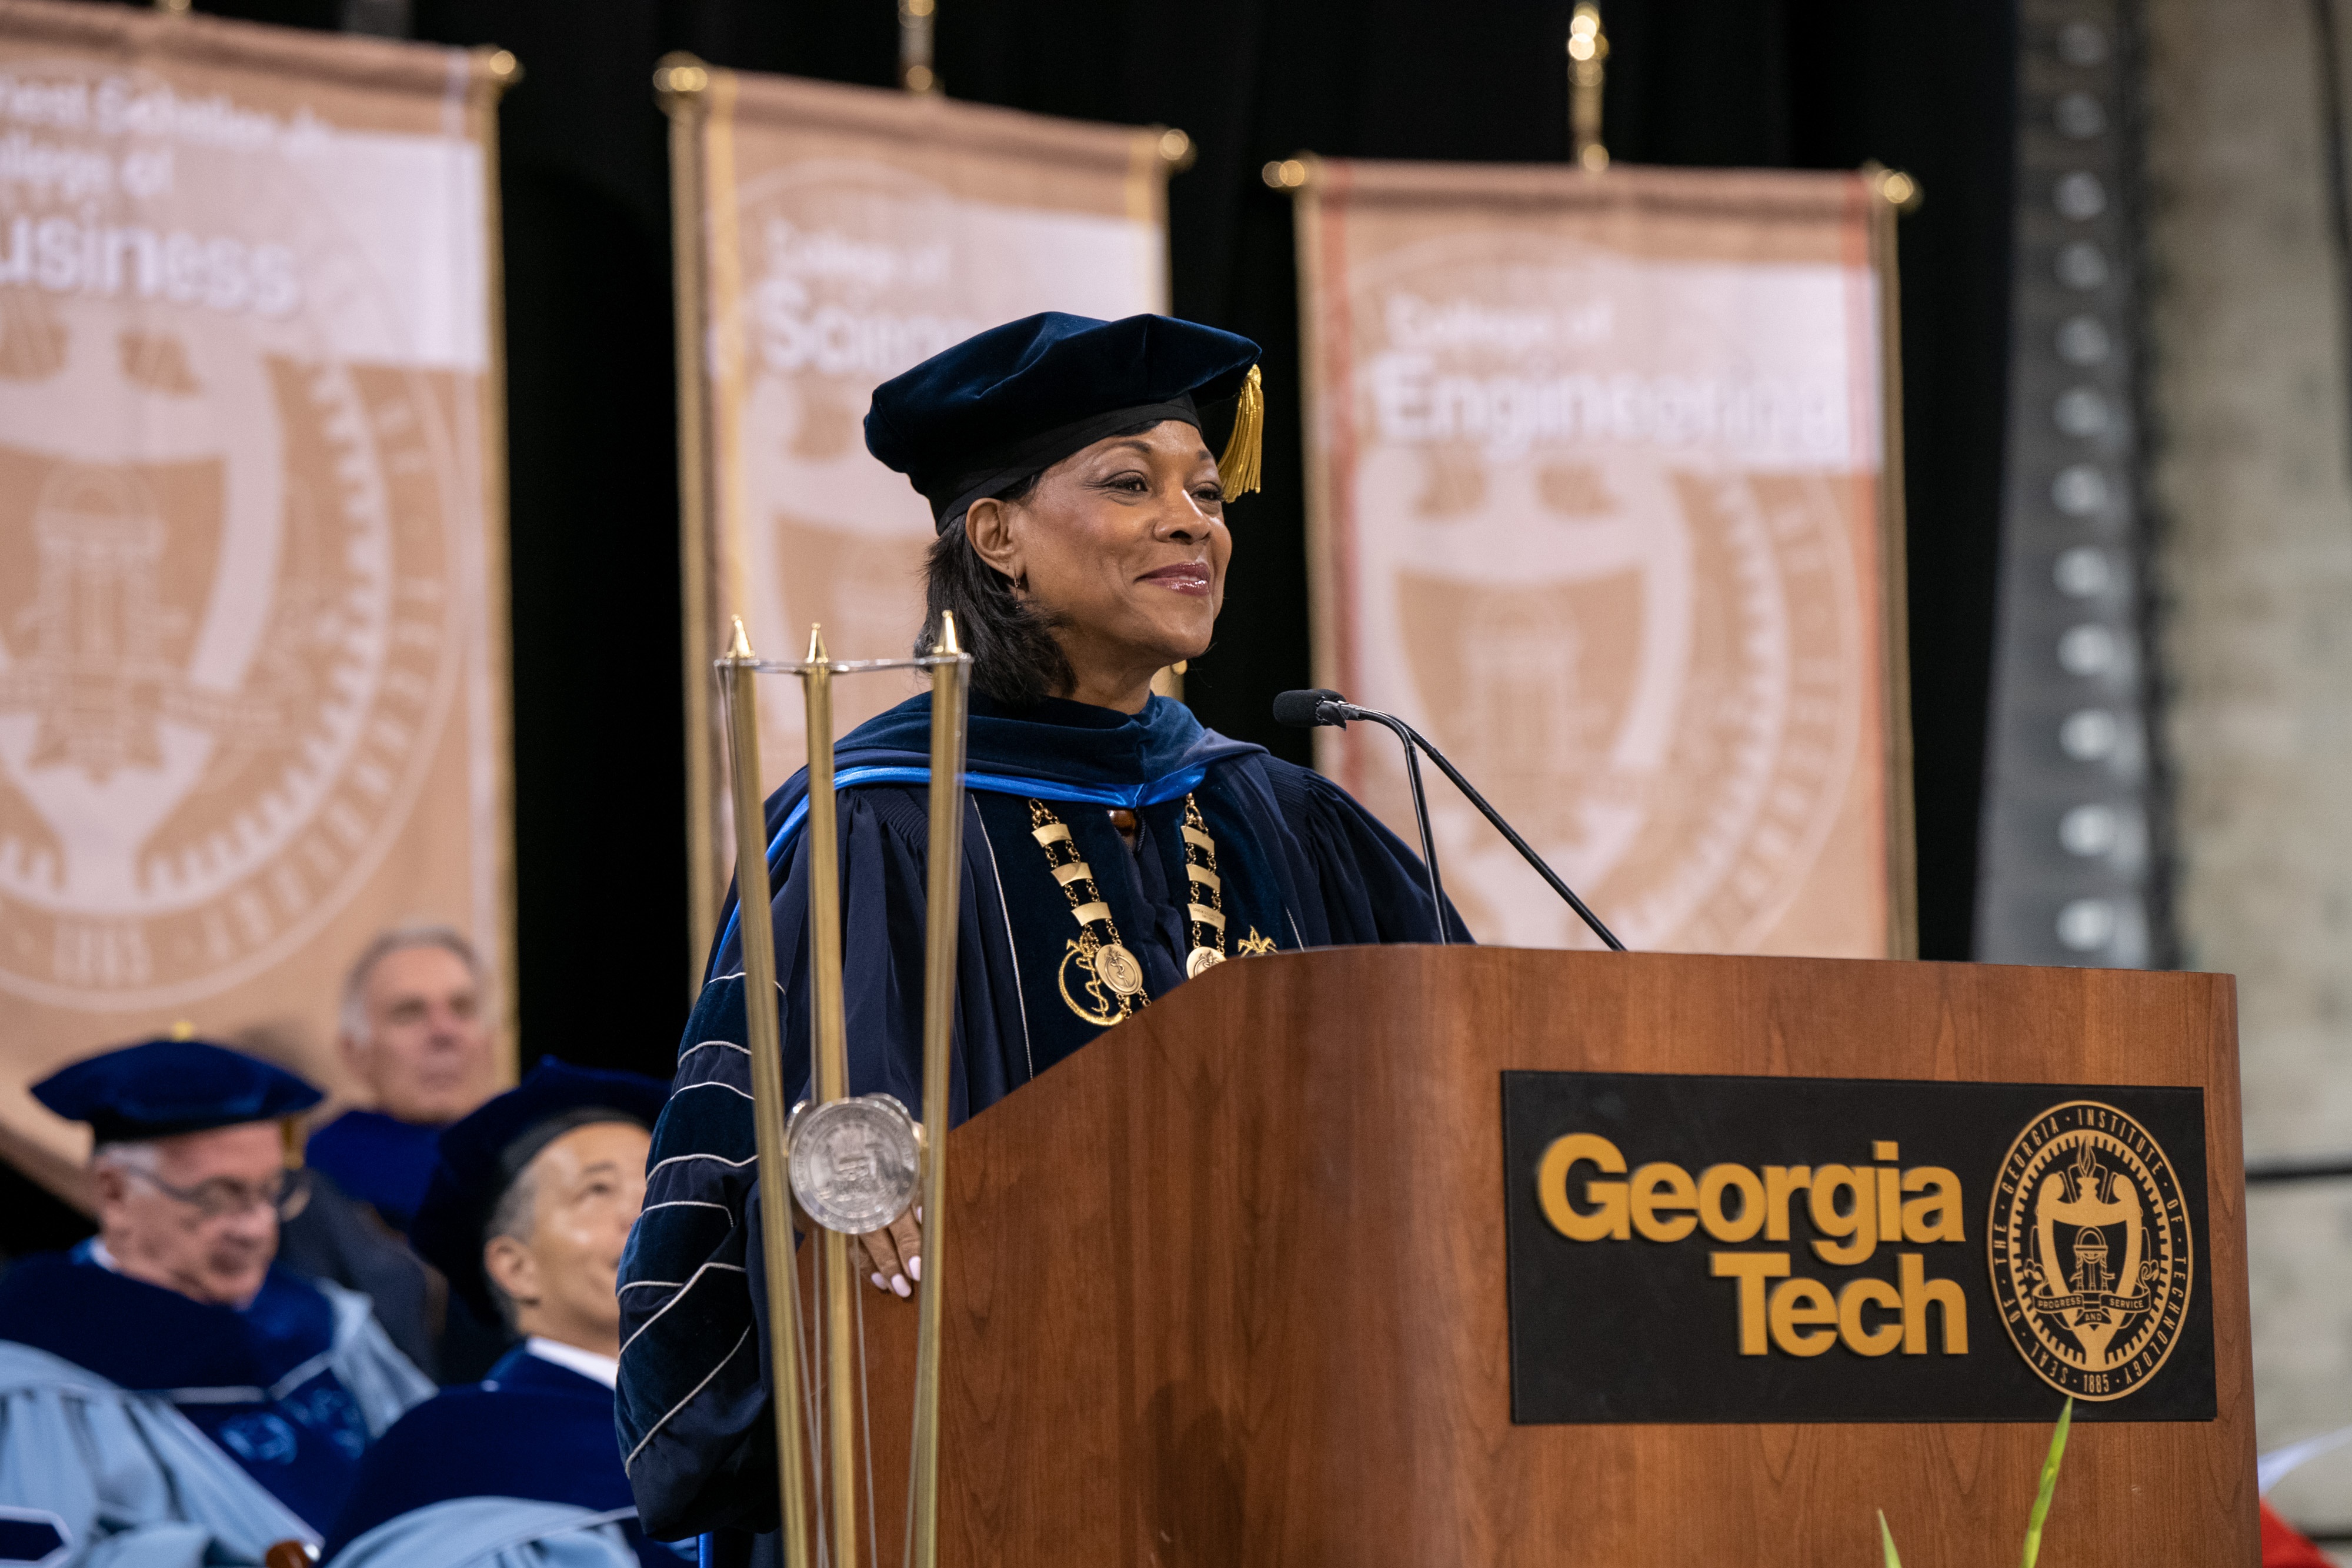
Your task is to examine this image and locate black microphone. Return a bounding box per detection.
[1273,689,1626,952]
[1273,690,1447,941]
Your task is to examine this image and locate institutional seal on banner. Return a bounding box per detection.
[1988,1100,2193,1402]
[0,58,471,1012]
[1339,231,1876,953]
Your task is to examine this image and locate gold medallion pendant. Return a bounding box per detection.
[1093,940,1146,996]
[1032,800,1147,1026]
[1031,796,1280,1025]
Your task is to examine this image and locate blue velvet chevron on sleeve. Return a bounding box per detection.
[613,976,768,1540]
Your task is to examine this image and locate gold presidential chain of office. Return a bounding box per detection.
[1030,795,1273,1027]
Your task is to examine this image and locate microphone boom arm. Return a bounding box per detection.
[1345,708,1448,943]
[1326,700,1625,953]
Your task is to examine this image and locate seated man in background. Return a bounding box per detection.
[0,1036,433,1563]
[279,923,508,1382]
[322,1059,680,1567]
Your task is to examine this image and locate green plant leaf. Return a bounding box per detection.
[1878,1508,1902,1568]
[2019,1397,2075,1568]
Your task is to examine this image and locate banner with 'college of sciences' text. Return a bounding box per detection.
[668,69,1177,958]
[1295,161,1913,958]
[0,1,511,1186]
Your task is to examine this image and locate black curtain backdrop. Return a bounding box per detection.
[159,0,2017,1079]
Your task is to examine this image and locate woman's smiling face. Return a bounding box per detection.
[964,419,1229,709]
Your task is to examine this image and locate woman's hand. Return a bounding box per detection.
[854,1205,922,1297]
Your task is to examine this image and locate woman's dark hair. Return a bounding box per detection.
[917,471,1072,706]
[915,418,1173,706]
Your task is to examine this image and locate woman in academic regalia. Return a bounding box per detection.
[615,312,1467,1549]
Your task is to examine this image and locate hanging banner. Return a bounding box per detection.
[0,0,512,1187]
[663,66,1177,964]
[1295,160,1914,957]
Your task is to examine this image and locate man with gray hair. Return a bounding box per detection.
[0,1036,432,1562]
[276,923,508,1383]
[307,923,501,1234]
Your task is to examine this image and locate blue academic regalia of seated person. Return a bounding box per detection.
[324,1059,678,1566]
[322,1347,676,1566]
[3,1037,433,1539]
[304,1109,444,1233]
[0,1250,383,1532]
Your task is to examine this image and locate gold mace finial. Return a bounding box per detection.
[169,1019,196,1040]
[728,615,754,660]
[806,623,829,663]
[936,610,962,657]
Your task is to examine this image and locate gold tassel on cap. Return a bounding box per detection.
[1216,363,1264,498]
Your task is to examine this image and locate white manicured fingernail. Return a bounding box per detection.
[892,1274,910,1297]
[870,1273,886,1290]
[907,1257,921,1282]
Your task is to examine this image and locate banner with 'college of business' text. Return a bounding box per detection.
[0,0,511,1185]
[1296,160,1912,957]
[668,69,1177,960]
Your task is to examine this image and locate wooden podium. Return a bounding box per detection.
[846,948,2253,1567]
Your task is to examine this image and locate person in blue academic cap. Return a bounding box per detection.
[617,312,1468,1553]
[321,1059,682,1567]
[0,1036,433,1563]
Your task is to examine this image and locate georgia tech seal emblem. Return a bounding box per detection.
[1989,1101,2193,1402]
[0,60,471,1012]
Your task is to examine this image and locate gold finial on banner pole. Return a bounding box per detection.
[655,53,710,101]
[798,623,858,1568]
[900,0,939,92]
[1568,3,1609,171]
[1864,160,1926,213]
[716,618,815,1568]
[475,48,522,92]
[909,611,970,1568]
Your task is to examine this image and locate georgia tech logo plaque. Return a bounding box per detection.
[1503,1070,2216,1424]
[1989,1101,2193,1403]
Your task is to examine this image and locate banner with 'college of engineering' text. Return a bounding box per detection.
[666,68,1178,961]
[1295,160,1913,957]
[0,0,511,1185]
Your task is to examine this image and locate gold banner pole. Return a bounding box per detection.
[910,614,970,1568]
[799,625,858,1568]
[718,618,812,1568]
[1568,4,1609,171]
[657,53,720,995]
[899,0,938,92]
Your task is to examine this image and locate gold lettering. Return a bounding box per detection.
[1808,1165,1876,1266]
[1899,1252,1967,1353]
[1838,1277,1903,1356]
[1698,1164,1766,1243]
[1630,1163,1699,1242]
[1763,1165,1811,1241]
[1768,1277,1837,1356]
[1711,1251,1790,1355]
[1900,1167,1966,1242]
[1536,1134,1628,1242]
[1876,1167,1904,1241]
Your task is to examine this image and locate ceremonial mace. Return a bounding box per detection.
[718,613,971,1568]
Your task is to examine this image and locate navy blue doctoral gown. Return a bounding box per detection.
[326,1346,679,1566]
[0,1246,429,1532]
[615,693,1466,1546]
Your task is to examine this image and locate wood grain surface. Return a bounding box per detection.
[818,948,2253,1567]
